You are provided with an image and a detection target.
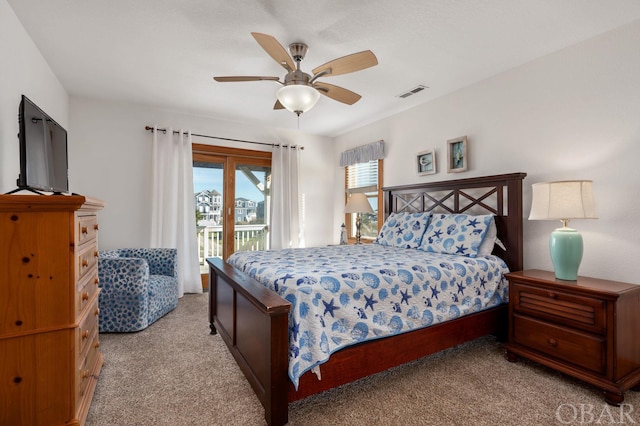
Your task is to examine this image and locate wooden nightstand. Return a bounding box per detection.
[504,269,640,405]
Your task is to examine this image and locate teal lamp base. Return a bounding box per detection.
[549,227,583,281]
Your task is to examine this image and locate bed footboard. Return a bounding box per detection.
[207,257,291,426]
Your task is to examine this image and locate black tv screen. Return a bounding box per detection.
[18,95,69,194]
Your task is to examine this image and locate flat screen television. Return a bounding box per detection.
[16,95,69,194]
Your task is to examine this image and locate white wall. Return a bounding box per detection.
[0,0,335,252]
[6,0,639,283]
[69,98,335,250]
[334,20,640,283]
[0,0,69,192]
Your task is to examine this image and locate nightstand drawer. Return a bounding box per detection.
[513,314,606,374]
[511,283,606,334]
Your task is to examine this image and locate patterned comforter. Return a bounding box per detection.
[228,244,509,388]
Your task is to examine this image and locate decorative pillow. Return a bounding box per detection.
[477,216,497,256]
[374,212,432,249]
[419,213,493,257]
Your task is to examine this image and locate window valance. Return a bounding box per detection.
[339,140,385,167]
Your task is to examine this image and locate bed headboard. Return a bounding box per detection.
[383,173,526,272]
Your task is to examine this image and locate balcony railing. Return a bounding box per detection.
[197,224,268,271]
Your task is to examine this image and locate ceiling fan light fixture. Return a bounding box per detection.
[276,84,320,116]
[214,33,378,117]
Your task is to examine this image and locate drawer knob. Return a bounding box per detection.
[82,330,90,340]
[82,292,89,301]
[548,292,557,299]
[94,224,99,231]
[81,226,88,234]
[82,259,89,267]
[94,277,100,286]
[94,341,100,349]
[95,308,100,316]
[82,369,90,379]
[548,338,558,347]
[94,251,99,258]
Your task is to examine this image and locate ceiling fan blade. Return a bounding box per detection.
[312,50,378,77]
[273,100,284,110]
[251,32,295,72]
[314,82,362,105]
[214,76,280,82]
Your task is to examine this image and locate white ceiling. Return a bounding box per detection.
[8,0,640,137]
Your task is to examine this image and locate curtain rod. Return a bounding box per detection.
[144,126,303,150]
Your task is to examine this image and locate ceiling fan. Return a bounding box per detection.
[214,32,378,116]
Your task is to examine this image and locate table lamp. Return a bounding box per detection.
[345,193,374,244]
[528,180,597,280]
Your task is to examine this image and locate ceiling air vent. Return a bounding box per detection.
[396,85,428,99]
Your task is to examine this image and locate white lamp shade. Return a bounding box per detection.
[529,180,597,220]
[345,193,374,213]
[276,84,321,114]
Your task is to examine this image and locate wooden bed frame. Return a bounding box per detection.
[207,172,526,426]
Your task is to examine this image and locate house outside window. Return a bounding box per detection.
[194,189,222,224]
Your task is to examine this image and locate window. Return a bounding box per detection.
[345,159,383,241]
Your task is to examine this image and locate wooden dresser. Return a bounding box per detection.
[504,269,640,405]
[0,194,105,425]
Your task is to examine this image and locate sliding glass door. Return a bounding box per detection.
[193,158,225,272]
[233,161,270,255]
[193,144,271,278]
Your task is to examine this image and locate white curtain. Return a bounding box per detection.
[270,145,303,249]
[150,126,202,296]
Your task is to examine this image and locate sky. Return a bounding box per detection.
[193,166,265,201]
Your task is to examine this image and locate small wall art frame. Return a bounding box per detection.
[416,149,436,175]
[447,136,468,173]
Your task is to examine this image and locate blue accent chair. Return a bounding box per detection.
[98,248,179,332]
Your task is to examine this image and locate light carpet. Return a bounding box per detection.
[86,294,639,425]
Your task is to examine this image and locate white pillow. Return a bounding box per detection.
[477,216,497,256]
[374,212,432,249]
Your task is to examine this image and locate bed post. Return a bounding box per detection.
[209,272,217,335]
[207,257,291,426]
[505,175,524,272]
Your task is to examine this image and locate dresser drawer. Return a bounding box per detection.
[76,267,100,317]
[511,283,606,334]
[77,243,99,283]
[77,299,100,359]
[513,314,606,374]
[76,214,99,247]
[76,329,100,404]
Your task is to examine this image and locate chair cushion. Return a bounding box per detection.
[147,275,180,325]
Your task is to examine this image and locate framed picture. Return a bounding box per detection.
[447,136,468,173]
[416,149,436,175]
